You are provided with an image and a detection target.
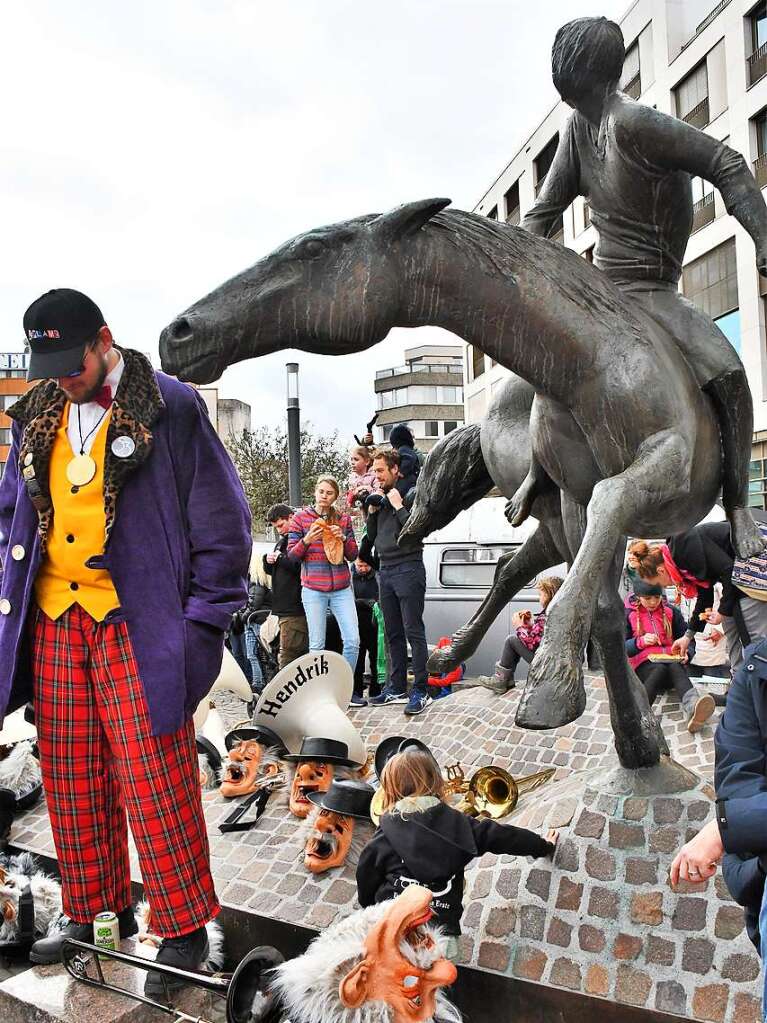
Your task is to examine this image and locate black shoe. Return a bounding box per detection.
[30,906,137,965]
[144,925,209,997]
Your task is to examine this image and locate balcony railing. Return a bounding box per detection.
[681,96,710,130]
[748,41,767,89]
[754,152,767,189]
[623,72,641,100]
[506,206,521,226]
[691,192,715,233]
[375,363,463,379]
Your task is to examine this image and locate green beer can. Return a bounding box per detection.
[93,911,120,959]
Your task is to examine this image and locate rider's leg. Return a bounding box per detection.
[628,287,762,558]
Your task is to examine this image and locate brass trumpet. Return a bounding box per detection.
[450,764,555,819]
[61,938,284,1023]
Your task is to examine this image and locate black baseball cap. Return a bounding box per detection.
[23,288,106,381]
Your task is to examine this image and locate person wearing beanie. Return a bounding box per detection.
[0,289,251,989]
[625,577,715,733]
[387,423,421,497]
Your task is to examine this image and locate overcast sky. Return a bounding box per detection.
[0,0,626,438]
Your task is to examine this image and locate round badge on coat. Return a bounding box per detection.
[111,436,136,459]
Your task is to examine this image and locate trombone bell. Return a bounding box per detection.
[61,938,284,1023]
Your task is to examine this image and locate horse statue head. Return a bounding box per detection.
[160,198,451,384]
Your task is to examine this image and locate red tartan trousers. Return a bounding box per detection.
[31,605,219,937]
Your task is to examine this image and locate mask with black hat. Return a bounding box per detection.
[284,738,361,819]
[219,725,288,799]
[302,779,375,874]
[196,736,223,791]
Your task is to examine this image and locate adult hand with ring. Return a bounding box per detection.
[669,819,723,884]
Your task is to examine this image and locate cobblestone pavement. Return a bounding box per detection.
[8,674,759,1022]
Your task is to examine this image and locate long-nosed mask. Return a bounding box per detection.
[340,886,457,1023]
[290,761,334,817]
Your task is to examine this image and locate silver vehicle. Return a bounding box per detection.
[423,497,566,678]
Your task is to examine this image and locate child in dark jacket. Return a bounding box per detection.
[388,423,422,497]
[356,749,557,957]
[625,577,714,734]
[350,560,381,706]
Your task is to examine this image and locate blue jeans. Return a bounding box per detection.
[228,630,251,684]
[301,585,360,672]
[378,560,428,696]
[244,621,264,694]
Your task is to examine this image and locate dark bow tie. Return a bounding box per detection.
[93,385,113,410]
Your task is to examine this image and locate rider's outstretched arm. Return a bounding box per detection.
[618,105,767,263]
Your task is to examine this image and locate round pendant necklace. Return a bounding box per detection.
[65,403,110,487]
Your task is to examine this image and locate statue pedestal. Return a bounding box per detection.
[461,760,762,1022]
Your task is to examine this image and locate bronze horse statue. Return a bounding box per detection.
[159,199,724,769]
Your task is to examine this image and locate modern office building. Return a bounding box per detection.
[465,0,767,507]
[0,353,34,478]
[373,344,464,451]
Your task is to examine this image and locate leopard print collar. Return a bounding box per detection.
[7,347,165,548]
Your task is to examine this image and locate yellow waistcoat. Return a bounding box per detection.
[35,405,120,622]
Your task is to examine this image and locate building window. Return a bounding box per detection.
[621,40,641,99]
[444,421,459,434]
[504,181,520,225]
[534,135,559,196]
[691,175,715,233]
[487,206,498,220]
[750,450,767,509]
[682,239,739,350]
[754,108,767,187]
[0,429,10,445]
[749,3,767,87]
[674,62,709,129]
[425,421,439,438]
[471,346,485,379]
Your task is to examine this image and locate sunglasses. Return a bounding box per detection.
[63,339,100,378]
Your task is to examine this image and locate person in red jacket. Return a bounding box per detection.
[427,636,463,699]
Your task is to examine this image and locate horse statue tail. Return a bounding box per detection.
[402,423,494,543]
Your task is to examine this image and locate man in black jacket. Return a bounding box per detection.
[264,504,308,669]
[366,451,430,716]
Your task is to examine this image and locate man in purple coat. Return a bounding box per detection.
[0,289,251,991]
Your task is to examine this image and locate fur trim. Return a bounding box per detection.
[271,900,460,1023]
[392,796,441,816]
[8,348,164,547]
[134,901,225,971]
[0,851,63,943]
[0,741,41,798]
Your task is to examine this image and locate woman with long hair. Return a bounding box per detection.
[287,476,360,671]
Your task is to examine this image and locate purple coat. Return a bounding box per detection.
[0,348,251,736]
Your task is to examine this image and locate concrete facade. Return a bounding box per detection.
[374,343,464,451]
[0,353,34,479]
[466,0,767,506]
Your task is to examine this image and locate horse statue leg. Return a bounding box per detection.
[516,428,689,741]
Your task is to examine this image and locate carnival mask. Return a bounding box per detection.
[220,740,279,798]
[290,761,334,817]
[304,809,355,874]
[339,886,457,1023]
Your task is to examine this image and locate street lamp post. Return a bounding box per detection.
[286,363,301,507]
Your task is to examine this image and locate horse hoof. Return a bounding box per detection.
[515,648,586,729]
[731,507,766,560]
[427,645,458,674]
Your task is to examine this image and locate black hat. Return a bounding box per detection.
[283,737,359,767]
[632,577,664,598]
[196,736,223,774]
[374,735,437,780]
[307,779,375,820]
[24,289,106,381]
[224,725,287,755]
